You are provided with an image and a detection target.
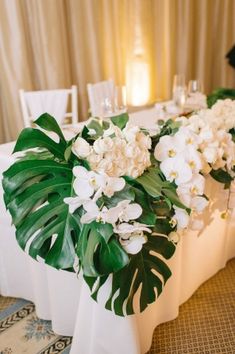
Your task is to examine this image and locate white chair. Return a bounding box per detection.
[19,85,78,127]
[87,79,115,117]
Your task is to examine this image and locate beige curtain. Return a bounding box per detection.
[0,0,235,144]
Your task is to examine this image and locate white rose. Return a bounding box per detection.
[93,137,114,154]
[87,152,102,166]
[125,144,141,158]
[123,123,139,142]
[72,137,92,158]
[136,132,152,149]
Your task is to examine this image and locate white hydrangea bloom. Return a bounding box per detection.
[87,123,151,178]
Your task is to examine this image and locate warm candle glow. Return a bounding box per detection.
[126,59,150,106]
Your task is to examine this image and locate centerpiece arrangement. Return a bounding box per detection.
[2,98,235,316]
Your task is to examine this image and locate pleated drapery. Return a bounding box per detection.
[0,0,235,143]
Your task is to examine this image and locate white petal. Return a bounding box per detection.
[73,178,94,198]
[174,208,190,229]
[123,203,142,221]
[110,177,126,192]
[83,200,99,213]
[121,236,146,254]
[64,196,83,213]
[104,207,121,224]
[114,222,151,234]
[175,164,192,185]
[191,196,208,213]
[72,166,88,178]
[80,211,98,224]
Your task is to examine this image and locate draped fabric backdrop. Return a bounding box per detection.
[0,0,235,143]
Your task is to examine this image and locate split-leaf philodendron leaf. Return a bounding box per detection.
[2,113,178,316]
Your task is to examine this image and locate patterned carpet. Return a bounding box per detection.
[0,298,72,354]
[0,258,234,354]
[149,258,235,353]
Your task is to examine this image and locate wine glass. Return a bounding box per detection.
[172,74,187,111]
[100,97,115,118]
[114,86,127,113]
[188,80,203,94]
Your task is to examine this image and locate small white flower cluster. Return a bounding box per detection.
[205,99,235,131]
[154,126,209,231]
[185,92,207,109]
[178,108,235,176]
[64,166,151,254]
[72,122,151,178]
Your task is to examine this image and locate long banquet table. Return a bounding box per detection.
[0,108,235,354]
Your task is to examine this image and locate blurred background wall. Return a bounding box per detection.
[0,0,235,143]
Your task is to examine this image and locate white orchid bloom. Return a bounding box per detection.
[80,199,142,225]
[114,222,152,235]
[103,200,143,225]
[177,174,205,197]
[154,135,185,161]
[160,157,192,185]
[115,200,143,222]
[72,137,92,158]
[182,147,202,173]
[174,127,201,148]
[80,200,111,224]
[119,233,147,255]
[171,207,190,229]
[73,166,106,199]
[103,176,125,198]
[202,146,218,164]
[64,196,90,214]
[191,196,209,213]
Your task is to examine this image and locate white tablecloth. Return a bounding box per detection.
[1,111,235,354]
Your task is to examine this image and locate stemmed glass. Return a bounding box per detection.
[188,80,203,94]
[172,74,187,111]
[114,86,127,113]
[100,85,127,119]
[101,97,115,118]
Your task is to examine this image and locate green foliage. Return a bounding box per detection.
[2,114,180,316]
[86,235,175,315]
[111,113,129,129]
[77,222,129,277]
[229,128,235,143]
[3,158,79,269]
[210,168,233,188]
[207,88,235,108]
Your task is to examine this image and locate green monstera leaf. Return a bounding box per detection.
[2,114,80,269]
[2,113,178,317]
[85,235,176,316]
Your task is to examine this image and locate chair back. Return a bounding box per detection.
[19,85,78,127]
[87,79,115,117]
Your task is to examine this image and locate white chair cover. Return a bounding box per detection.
[24,90,70,124]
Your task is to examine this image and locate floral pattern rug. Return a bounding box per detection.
[0,297,72,354]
